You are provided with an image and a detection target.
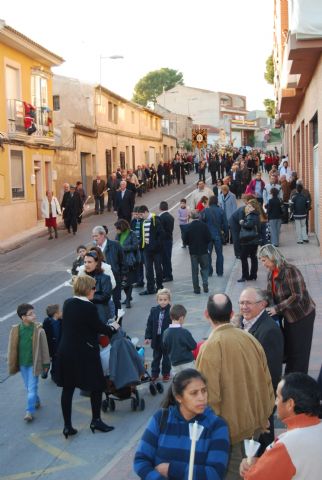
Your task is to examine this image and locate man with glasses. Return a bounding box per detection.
[239,287,284,455]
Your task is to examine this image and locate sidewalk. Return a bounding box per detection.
[94,221,322,480]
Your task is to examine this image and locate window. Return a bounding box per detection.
[11,150,25,198]
[113,104,118,124]
[108,102,113,121]
[131,111,135,124]
[53,95,60,111]
[31,74,48,107]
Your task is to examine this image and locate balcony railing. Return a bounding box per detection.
[6,99,53,138]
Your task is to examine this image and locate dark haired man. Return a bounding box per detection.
[159,201,174,282]
[240,372,322,479]
[138,205,164,295]
[196,293,274,479]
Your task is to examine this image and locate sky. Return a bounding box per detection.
[1,0,274,111]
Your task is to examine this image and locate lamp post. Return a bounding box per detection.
[98,54,124,104]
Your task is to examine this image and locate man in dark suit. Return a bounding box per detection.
[239,287,284,455]
[183,211,212,294]
[106,173,120,212]
[92,175,106,214]
[115,180,135,224]
[159,201,174,282]
[61,185,82,235]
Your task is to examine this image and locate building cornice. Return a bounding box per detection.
[0,20,64,67]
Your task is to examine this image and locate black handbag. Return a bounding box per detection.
[239,224,258,243]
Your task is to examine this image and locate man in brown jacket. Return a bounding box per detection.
[196,293,275,480]
[8,303,50,422]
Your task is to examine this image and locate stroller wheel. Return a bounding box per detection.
[149,383,157,396]
[101,399,109,413]
[131,398,137,411]
[139,398,145,411]
[156,382,164,394]
[109,399,116,411]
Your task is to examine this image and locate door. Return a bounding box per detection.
[34,161,42,220]
[106,150,112,179]
[132,146,135,169]
[120,152,125,170]
[81,152,87,190]
[149,147,155,165]
[313,145,319,243]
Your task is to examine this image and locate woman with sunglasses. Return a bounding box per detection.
[56,275,120,438]
[83,250,113,323]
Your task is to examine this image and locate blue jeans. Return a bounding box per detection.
[20,366,39,413]
[208,236,224,276]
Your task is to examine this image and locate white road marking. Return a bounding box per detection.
[0,282,67,322]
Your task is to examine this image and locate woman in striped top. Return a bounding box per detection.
[134,369,229,479]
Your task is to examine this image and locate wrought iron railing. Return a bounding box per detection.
[6,99,53,136]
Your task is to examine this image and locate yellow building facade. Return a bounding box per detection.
[0,20,63,241]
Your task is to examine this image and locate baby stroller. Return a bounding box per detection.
[100,330,146,412]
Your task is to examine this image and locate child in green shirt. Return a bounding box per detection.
[7,303,50,422]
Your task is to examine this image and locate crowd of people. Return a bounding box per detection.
[7,145,322,479]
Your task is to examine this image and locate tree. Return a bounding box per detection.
[264,54,274,85]
[132,68,184,106]
[263,98,276,119]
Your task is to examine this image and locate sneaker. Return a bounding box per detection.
[297,241,303,244]
[203,285,209,293]
[24,412,33,422]
[162,374,171,382]
[303,239,309,243]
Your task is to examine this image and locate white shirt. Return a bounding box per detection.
[99,239,107,252]
[242,309,265,332]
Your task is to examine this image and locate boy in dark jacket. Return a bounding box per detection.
[144,288,171,382]
[162,304,197,375]
[43,304,62,381]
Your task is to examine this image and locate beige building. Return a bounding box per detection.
[156,85,250,147]
[274,0,322,248]
[0,20,63,241]
[153,104,193,147]
[53,75,176,197]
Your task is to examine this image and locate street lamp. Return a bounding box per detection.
[98,54,124,104]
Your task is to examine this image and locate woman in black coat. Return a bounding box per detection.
[56,275,119,438]
[83,250,113,323]
[238,200,261,282]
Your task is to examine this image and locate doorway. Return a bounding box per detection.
[106,150,112,179]
[313,145,319,243]
[34,161,42,220]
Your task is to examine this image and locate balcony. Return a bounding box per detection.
[7,99,54,145]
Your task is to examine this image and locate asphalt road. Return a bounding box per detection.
[0,172,237,480]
